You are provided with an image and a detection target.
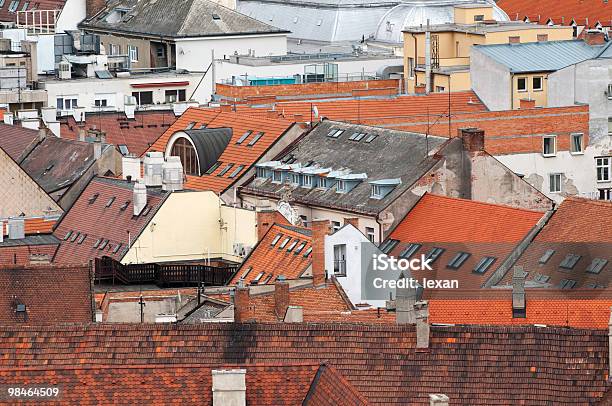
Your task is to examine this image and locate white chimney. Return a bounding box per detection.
[162,156,184,191]
[40,107,57,124]
[17,109,38,120]
[8,218,25,240]
[143,152,164,187]
[415,300,429,350]
[93,140,103,160]
[133,181,147,216]
[124,103,136,120]
[95,310,103,322]
[283,306,303,323]
[122,155,142,181]
[512,266,526,317]
[21,118,39,131]
[72,106,86,123]
[429,394,449,406]
[212,369,246,406]
[172,102,188,117]
[46,121,61,137]
[3,112,14,125]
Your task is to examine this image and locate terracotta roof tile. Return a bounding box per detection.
[1,216,57,236]
[304,363,370,406]
[498,0,612,27]
[0,123,38,161]
[0,0,66,24]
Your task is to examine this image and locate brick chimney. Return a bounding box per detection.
[429,394,449,406]
[86,0,106,19]
[512,266,526,318]
[458,127,485,152]
[519,98,536,109]
[414,300,430,351]
[415,84,426,94]
[311,219,330,287]
[609,307,612,377]
[234,285,251,322]
[344,217,359,229]
[256,209,287,241]
[274,276,290,320]
[584,29,607,46]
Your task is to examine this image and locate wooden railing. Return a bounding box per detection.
[94,257,237,287]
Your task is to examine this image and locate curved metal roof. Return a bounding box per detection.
[179,128,232,176]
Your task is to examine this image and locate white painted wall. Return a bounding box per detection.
[55,0,87,33]
[470,47,512,111]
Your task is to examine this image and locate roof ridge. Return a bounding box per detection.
[422,192,546,215]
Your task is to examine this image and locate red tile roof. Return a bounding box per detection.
[230,223,312,285]
[1,216,57,236]
[0,123,38,161]
[147,107,299,193]
[0,238,59,266]
[500,197,612,288]
[0,264,92,324]
[0,323,607,404]
[52,177,168,265]
[387,193,545,289]
[0,0,66,23]
[304,363,370,406]
[498,0,612,27]
[60,111,175,157]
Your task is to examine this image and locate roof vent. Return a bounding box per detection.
[143,151,164,187]
[7,218,25,240]
[133,181,147,216]
[162,156,184,192]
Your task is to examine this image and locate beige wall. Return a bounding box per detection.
[454,6,493,25]
[414,70,470,92]
[484,27,573,44]
[122,190,257,264]
[99,34,153,70]
[511,73,549,109]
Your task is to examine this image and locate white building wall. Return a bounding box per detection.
[55,0,87,33]
[470,47,512,111]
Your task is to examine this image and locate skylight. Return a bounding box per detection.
[539,249,555,264]
[105,197,115,208]
[252,272,265,283]
[303,247,312,257]
[217,164,234,177]
[120,201,130,211]
[379,239,399,254]
[327,129,343,138]
[185,122,196,130]
[294,242,306,255]
[70,232,80,243]
[228,165,244,179]
[559,254,581,270]
[93,238,101,248]
[279,237,291,249]
[99,239,108,250]
[447,252,470,269]
[586,258,608,274]
[399,243,421,259]
[206,161,222,175]
[141,206,151,216]
[63,230,73,241]
[212,13,221,20]
[364,134,377,143]
[88,193,99,204]
[473,256,496,274]
[236,130,252,144]
[112,243,122,254]
[247,132,264,146]
[240,267,252,279]
[270,233,282,246]
[559,279,577,289]
[424,247,444,264]
[348,132,367,141]
[533,273,550,283]
[287,240,298,252]
[77,234,87,244]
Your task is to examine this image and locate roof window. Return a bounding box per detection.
[447,252,470,269]
[252,271,265,284]
[228,165,244,179]
[539,249,555,264]
[88,193,99,204]
[364,134,377,143]
[559,279,577,289]
[424,247,444,264]
[279,237,291,249]
[105,197,115,208]
[473,256,496,274]
[77,234,87,244]
[120,201,130,211]
[69,232,80,243]
[63,230,73,241]
[399,243,421,259]
[99,239,108,250]
[247,132,264,146]
[379,239,399,254]
[206,161,222,175]
[271,233,282,246]
[185,122,197,130]
[287,240,298,252]
[294,242,306,255]
[559,254,581,270]
[586,258,608,274]
[303,247,312,257]
[217,163,234,177]
[236,130,252,144]
[240,266,252,280]
[327,129,344,138]
[141,206,151,216]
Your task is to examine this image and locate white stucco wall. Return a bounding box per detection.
[470,47,512,111]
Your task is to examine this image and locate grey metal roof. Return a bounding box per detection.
[473,40,612,73]
[0,234,60,248]
[180,128,232,176]
[243,120,447,215]
[80,0,289,39]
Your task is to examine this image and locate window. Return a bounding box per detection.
[327,129,344,138]
[366,227,375,243]
[532,76,543,91]
[93,239,101,248]
[0,0,6,7]
[228,165,244,178]
[331,221,341,232]
[371,184,382,199]
[236,130,252,144]
[302,175,313,188]
[128,45,139,62]
[549,173,562,193]
[8,0,19,12]
[205,161,221,175]
[473,256,496,274]
[333,244,347,276]
[586,258,608,274]
[571,133,583,154]
[185,122,197,130]
[336,180,346,193]
[349,132,366,141]
[537,34,548,42]
[63,231,73,240]
[171,137,199,176]
[596,157,610,182]
[424,247,444,264]
[533,273,550,283]
[435,86,445,92]
[365,134,377,143]
[132,91,153,105]
[290,173,300,185]
[77,234,87,244]
[447,252,470,269]
[164,89,186,103]
[247,132,264,146]
[88,193,99,204]
[256,167,267,178]
[98,239,108,250]
[559,279,577,289]
[252,272,265,284]
[303,247,312,257]
[474,14,484,22]
[294,242,306,255]
[509,36,521,44]
[608,117,612,135]
[105,197,115,207]
[108,44,121,55]
[399,243,421,259]
[56,97,78,111]
[287,240,298,252]
[120,201,130,211]
[407,57,414,78]
[517,77,527,92]
[279,237,291,249]
[270,233,282,246]
[94,99,107,107]
[539,249,555,264]
[21,1,27,10]
[156,46,166,58]
[317,177,329,189]
[599,188,612,200]
[542,136,556,156]
[272,171,282,183]
[218,163,234,177]
[559,253,581,269]
[299,215,308,226]
[379,239,398,254]
[112,243,122,254]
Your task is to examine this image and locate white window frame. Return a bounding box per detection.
[542,135,557,157]
[596,157,611,182]
[302,175,313,188]
[532,76,543,91]
[549,173,562,193]
[331,221,341,232]
[366,227,375,243]
[608,117,612,135]
[517,77,527,92]
[8,0,19,12]
[336,180,346,193]
[371,184,382,199]
[570,133,584,154]
[128,45,139,62]
[272,170,282,183]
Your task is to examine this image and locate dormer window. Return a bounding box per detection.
[371,184,383,198]
[256,167,267,179]
[318,177,329,189]
[336,180,347,193]
[272,170,282,183]
[369,179,401,199]
[302,175,313,188]
[290,173,300,185]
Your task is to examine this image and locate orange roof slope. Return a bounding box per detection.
[1,217,57,236]
[498,0,612,27]
[148,107,296,193]
[230,223,312,285]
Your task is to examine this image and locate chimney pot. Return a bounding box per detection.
[458,127,485,152]
[414,300,430,350]
[274,278,290,320]
[310,219,330,287]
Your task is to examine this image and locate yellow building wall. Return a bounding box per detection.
[454,6,493,24]
[484,27,573,44]
[511,73,548,109]
[122,191,257,264]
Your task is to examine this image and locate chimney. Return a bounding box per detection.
[425,21,431,93]
[512,266,526,318]
[256,209,284,241]
[143,152,164,187]
[212,369,246,406]
[396,275,421,324]
[311,219,330,287]
[46,121,61,137]
[124,103,136,120]
[3,112,13,125]
[284,306,303,322]
[40,107,56,124]
[122,155,142,181]
[274,276,290,320]
[519,98,536,109]
[458,127,485,152]
[414,300,430,351]
[86,0,106,18]
[78,124,86,141]
[429,394,450,406]
[8,218,25,240]
[21,118,39,131]
[414,84,426,94]
[233,285,251,322]
[344,217,359,229]
[162,156,184,192]
[133,181,147,216]
[93,140,103,160]
[609,307,612,377]
[584,29,607,45]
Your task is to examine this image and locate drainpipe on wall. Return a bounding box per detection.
[425,20,431,94]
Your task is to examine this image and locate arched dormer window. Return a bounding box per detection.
[170,137,199,175]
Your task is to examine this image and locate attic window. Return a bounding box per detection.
[399,243,421,259]
[247,132,264,146]
[447,252,470,269]
[424,247,445,264]
[327,129,343,138]
[271,233,282,246]
[348,132,367,141]
[559,254,581,270]
[539,249,555,264]
[364,134,377,143]
[112,243,122,254]
[93,238,101,248]
[185,122,197,130]
[15,303,26,313]
[371,184,383,199]
[473,256,496,274]
[336,180,347,193]
[379,239,399,254]
[105,197,116,208]
[120,201,130,211]
[586,258,608,274]
[303,247,312,257]
[228,165,244,179]
[88,193,99,204]
[287,240,298,252]
[294,242,306,254]
[70,232,80,243]
[77,233,87,244]
[141,206,151,216]
[240,266,252,279]
[533,273,550,283]
[236,130,252,144]
[218,163,234,177]
[559,279,577,289]
[279,237,291,249]
[118,145,129,156]
[206,161,222,175]
[63,230,73,241]
[99,239,108,250]
[252,272,265,283]
[212,13,221,20]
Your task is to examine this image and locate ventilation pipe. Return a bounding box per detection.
[133,181,147,216]
[425,19,431,94]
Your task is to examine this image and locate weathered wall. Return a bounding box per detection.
[470,47,512,111]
